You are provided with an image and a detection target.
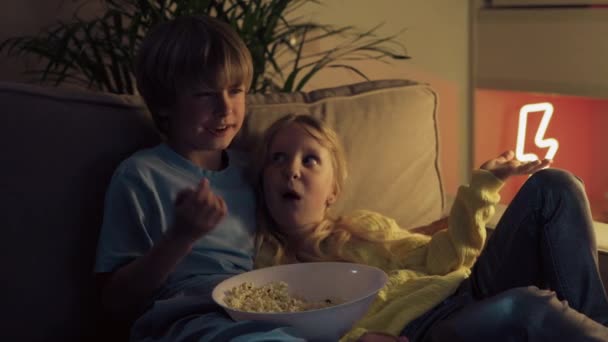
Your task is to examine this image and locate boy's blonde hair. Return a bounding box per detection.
[135,15,253,134]
[254,114,356,265]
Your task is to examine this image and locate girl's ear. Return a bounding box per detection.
[326,187,338,207]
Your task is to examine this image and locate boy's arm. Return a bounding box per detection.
[97,177,226,322]
[98,233,196,322]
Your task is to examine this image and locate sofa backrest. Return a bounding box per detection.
[0,83,161,341]
[238,79,444,228]
[0,79,443,341]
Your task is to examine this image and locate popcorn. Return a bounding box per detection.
[223,281,342,313]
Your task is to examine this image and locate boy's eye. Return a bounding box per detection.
[270,152,286,164]
[229,87,244,95]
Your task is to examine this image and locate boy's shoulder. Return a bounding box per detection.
[112,145,253,183]
[113,144,166,176]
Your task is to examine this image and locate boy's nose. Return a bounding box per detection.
[213,93,232,117]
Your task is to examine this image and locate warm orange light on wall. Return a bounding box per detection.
[476,89,608,223]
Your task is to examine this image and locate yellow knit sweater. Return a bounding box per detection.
[258,170,504,341]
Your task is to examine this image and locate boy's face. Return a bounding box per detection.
[168,84,246,153]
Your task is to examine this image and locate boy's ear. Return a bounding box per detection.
[158,108,171,119]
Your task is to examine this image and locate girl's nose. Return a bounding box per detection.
[282,161,301,180]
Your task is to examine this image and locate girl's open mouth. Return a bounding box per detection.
[282,190,301,201]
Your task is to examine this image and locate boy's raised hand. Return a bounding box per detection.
[171,178,227,244]
[480,150,552,181]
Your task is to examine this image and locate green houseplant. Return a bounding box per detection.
[0,0,409,94]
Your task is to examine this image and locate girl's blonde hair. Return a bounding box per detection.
[255,114,391,266]
[135,15,253,134]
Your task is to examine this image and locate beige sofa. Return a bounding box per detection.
[0,79,444,341]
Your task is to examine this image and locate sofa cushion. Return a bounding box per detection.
[0,79,443,342]
[236,79,444,229]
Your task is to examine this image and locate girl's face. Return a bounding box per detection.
[168,83,246,157]
[263,123,337,234]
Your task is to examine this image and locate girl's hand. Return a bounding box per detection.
[357,332,409,342]
[170,178,227,244]
[480,150,552,181]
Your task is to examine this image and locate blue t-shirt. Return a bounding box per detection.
[94,143,256,300]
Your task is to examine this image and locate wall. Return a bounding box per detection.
[293,0,474,197]
[475,89,608,222]
[475,3,608,222]
[0,0,103,83]
[0,0,474,198]
[477,6,608,100]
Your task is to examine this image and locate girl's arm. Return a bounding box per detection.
[424,150,550,275]
[409,217,448,236]
[423,169,503,274]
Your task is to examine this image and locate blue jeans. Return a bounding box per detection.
[404,169,608,341]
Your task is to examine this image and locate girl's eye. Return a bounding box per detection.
[303,155,319,166]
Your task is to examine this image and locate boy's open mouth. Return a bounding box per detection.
[206,125,232,135]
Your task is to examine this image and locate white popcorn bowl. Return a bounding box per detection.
[212,262,388,341]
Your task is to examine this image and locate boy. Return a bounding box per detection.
[94,15,304,341]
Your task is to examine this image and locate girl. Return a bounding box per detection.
[254,114,608,342]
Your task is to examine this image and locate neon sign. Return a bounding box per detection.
[515,102,559,162]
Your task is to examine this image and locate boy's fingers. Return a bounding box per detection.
[195,178,213,202]
[218,196,228,216]
[209,194,227,216]
[175,192,186,205]
[175,189,193,206]
[205,197,226,228]
[197,177,209,191]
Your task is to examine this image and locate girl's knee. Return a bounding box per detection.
[500,286,566,320]
[526,168,586,201]
[432,287,592,341]
[429,287,559,341]
[529,168,583,190]
[504,286,557,302]
[465,286,561,325]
